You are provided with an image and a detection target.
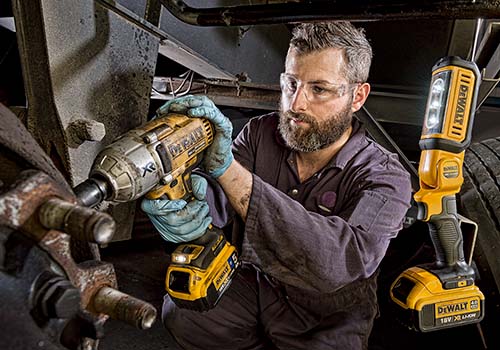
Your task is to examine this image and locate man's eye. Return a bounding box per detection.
[287,80,297,90]
[311,85,328,94]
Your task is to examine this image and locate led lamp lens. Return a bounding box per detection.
[432,77,445,93]
[172,253,189,264]
[424,71,451,133]
[427,111,439,129]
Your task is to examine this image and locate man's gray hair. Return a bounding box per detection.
[289,21,372,83]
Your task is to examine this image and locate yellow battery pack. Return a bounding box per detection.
[390,266,484,332]
[166,227,240,312]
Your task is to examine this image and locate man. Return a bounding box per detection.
[142,21,412,349]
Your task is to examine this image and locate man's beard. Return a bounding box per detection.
[278,100,354,152]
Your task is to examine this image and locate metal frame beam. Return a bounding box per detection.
[160,0,500,27]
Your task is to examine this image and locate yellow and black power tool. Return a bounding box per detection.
[390,57,484,332]
[74,113,240,311]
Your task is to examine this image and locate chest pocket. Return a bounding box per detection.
[346,190,389,232]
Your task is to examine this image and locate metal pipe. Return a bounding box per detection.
[93,286,157,330]
[97,0,169,40]
[161,0,500,27]
[357,107,420,192]
[470,18,485,62]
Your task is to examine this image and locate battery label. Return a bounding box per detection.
[212,251,239,292]
[437,311,481,326]
[214,263,231,291]
[435,297,480,317]
[435,297,481,325]
[228,253,237,268]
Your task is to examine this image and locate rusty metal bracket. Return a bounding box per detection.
[0,171,73,239]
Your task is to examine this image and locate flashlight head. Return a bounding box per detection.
[420,57,480,154]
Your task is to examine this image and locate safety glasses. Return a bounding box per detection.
[280,73,359,103]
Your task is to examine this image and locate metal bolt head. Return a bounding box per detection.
[43,279,81,319]
[67,119,106,146]
[80,120,106,142]
[91,214,116,244]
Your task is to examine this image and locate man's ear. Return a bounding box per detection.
[351,83,370,113]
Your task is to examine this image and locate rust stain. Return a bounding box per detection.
[0,171,71,234]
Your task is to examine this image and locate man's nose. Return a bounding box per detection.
[290,86,308,113]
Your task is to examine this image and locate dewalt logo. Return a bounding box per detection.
[214,264,230,290]
[435,297,479,318]
[437,301,468,316]
[454,84,468,127]
[443,164,459,178]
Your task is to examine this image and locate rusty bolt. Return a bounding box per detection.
[40,277,81,319]
[67,119,106,145]
[93,286,157,330]
[39,198,116,244]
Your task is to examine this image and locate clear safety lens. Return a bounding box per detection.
[280,73,358,102]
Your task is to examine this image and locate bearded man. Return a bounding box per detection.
[142,21,412,350]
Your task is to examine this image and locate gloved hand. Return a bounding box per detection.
[141,174,212,243]
[157,95,234,178]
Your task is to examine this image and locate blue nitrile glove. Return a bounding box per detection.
[156,95,234,178]
[141,174,212,243]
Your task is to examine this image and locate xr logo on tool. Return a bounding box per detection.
[142,162,156,177]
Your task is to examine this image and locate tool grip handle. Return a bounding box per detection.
[428,195,466,268]
[173,173,193,202]
[146,173,193,201]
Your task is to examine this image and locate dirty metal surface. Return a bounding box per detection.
[13,0,160,241]
[0,104,71,194]
[100,0,236,80]
[0,168,157,347]
[13,0,158,185]
[93,286,157,330]
[0,107,156,343]
[40,230,118,310]
[0,170,117,307]
[0,171,73,239]
[0,234,77,350]
[0,171,112,349]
